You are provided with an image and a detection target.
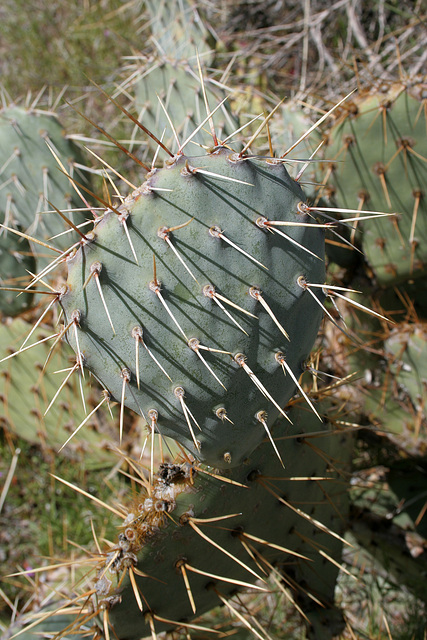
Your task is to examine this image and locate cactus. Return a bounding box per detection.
[267,101,358,269]
[0,318,118,467]
[321,283,427,456]
[132,62,240,152]
[2,2,427,637]
[363,321,427,455]
[385,322,427,411]
[2,607,88,640]
[323,80,427,287]
[0,104,88,268]
[350,459,427,603]
[100,402,351,639]
[1,96,355,638]
[123,0,240,156]
[98,402,351,639]
[270,102,320,175]
[0,228,36,316]
[143,0,213,61]
[337,284,427,454]
[59,146,326,468]
[5,401,351,640]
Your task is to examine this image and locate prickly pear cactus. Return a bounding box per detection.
[144,0,213,61]
[385,322,427,410]
[0,228,36,316]
[351,460,427,603]
[133,62,239,151]
[60,147,325,468]
[2,607,88,640]
[127,0,239,154]
[362,321,427,454]
[0,319,117,467]
[267,101,357,269]
[0,105,88,266]
[92,403,351,639]
[271,102,319,165]
[323,80,427,286]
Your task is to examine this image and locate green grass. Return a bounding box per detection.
[0,0,141,95]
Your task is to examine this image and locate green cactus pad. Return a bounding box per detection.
[0,319,117,467]
[60,147,326,468]
[348,316,427,455]
[363,322,427,454]
[133,61,239,153]
[351,460,427,602]
[385,322,427,409]
[96,402,351,639]
[324,81,427,286]
[268,102,357,269]
[144,0,214,61]
[2,607,88,640]
[0,105,88,265]
[127,0,238,155]
[271,102,320,174]
[0,228,36,316]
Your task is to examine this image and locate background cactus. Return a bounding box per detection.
[2,606,88,640]
[321,283,427,457]
[385,323,427,413]
[322,80,427,289]
[0,229,35,317]
[365,322,427,456]
[350,458,427,604]
[122,0,240,157]
[0,104,89,269]
[0,318,119,467]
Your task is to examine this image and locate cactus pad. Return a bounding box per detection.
[0,319,117,467]
[385,322,427,409]
[324,81,427,286]
[0,105,87,265]
[95,402,351,639]
[127,0,238,155]
[0,228,36,316]
[2,607,88,640]
[60,147,325,468]
[143,0,213,61]
[133,61,239,152]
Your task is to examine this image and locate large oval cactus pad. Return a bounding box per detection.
[61,148,325,467]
